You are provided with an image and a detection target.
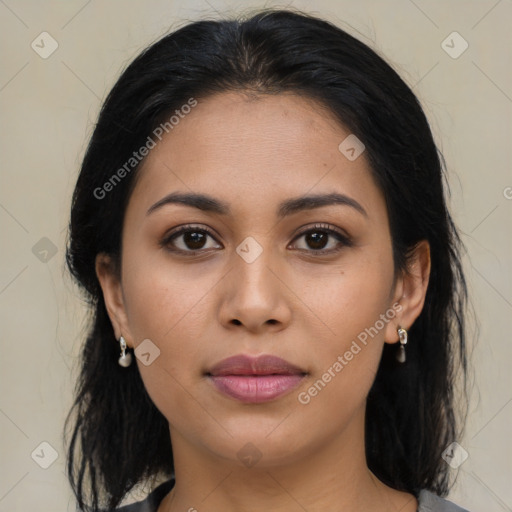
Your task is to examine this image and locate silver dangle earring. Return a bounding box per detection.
[396,326,408,363]
[118,335,132,367]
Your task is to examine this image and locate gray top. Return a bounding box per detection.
[115,479,471,512]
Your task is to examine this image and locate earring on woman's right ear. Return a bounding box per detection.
[396,326,408,363]
[118,335,132,367]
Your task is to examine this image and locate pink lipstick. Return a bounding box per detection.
[206,354,307,403]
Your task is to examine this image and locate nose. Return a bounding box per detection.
[218,242,292,334]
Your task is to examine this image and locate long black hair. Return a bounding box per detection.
[65,7,470,511]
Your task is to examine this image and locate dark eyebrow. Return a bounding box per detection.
[277,192,367,218]
[147,192,230,216]
[146,191,367,218]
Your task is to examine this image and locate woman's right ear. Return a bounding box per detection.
[95,253,133,347]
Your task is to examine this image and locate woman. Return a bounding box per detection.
[64,8,471,512]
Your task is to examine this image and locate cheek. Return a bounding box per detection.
[311,251,395,340]
[302,249,395,402]
[295,269,392,429]
[119,249,212,403]
[121,244,217,341]
[122,264,210,428]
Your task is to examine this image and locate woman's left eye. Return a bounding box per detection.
[290,224,352,254]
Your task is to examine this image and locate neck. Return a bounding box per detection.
[159,409,417,512]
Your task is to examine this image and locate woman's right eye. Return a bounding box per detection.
[161,225,222,254]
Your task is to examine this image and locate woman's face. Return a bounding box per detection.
[98,91,425,469]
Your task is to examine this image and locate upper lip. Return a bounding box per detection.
[207,354,306,376]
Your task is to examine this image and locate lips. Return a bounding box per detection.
[206,354,307,403]
[207,354,306,376]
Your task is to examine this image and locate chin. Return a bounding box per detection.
[202,422,310,467]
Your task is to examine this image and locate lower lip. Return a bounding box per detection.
[208,374,305,403]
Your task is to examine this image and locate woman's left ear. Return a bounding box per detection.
[384,240,431,344]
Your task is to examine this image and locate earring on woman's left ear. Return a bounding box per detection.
[118,335,132,367]
[396,326,408,363]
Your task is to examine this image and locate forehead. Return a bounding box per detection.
[127,91,383,219]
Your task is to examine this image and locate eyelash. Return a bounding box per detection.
[160,223,353,256]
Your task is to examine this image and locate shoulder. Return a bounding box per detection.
[417,489,471,512]
[113,479,175,512]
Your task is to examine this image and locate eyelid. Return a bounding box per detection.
[166,224,219,239]
[291,222,351,241]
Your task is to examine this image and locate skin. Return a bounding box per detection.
[96,91,430,512]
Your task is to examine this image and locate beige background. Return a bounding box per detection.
[1,1,511,511]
